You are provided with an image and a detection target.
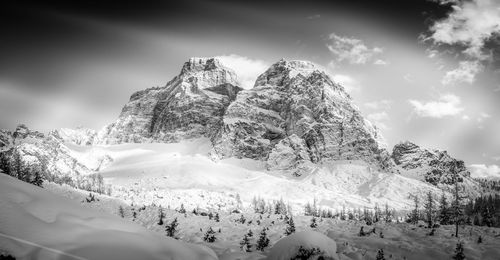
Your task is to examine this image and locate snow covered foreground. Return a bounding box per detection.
[71,138,442,211]
[0,174,217,260]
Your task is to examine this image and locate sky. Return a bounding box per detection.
[1,0,499,176]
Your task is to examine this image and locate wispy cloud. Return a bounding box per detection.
[408,93,464,118]
[367,112,390,130]
[307,14,321,20]
[441,60,483,85]
[469,164,500,179]
[364,100,392,110]
[326,33,383,65]
[373,59,389,66]
[330,73,360,93]
[217,54,269,89]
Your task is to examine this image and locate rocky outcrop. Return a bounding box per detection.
[0,125,93,180]
[392,141,470,186]
[96,57,242,144]
[212,59,392,175]
[95,58,393,175]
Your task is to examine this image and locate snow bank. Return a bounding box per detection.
[0,174,217,260]
[267,231,338,260]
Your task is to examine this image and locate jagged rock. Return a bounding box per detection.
[392,141,470,186]
[97,57,242,144]
[212,59,391,174]
[0,125,94,181]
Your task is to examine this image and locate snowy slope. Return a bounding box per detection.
[68,138,443,212]
[0,173,217,260]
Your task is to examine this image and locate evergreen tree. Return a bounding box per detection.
[178,204,186,214]
[384,202,392,222]
[118,206,125,218]
[423,191,436,228]
[452,242,465,260]
[247,229,253,237]
[32,170,44,187]
[409,194,420,224]
[256,228,270,251]
[376,249,385,260]
[285,215,295,235]
[166,218,179,238]
[214,212,220,222]
[203,227,216,243]
[477,235,482,243]
[239,234,252,252]
[158,207,165,225]
[439,192,450,225]
[310,217,318,228]
[451,162,465,237]
[239,214,246,224]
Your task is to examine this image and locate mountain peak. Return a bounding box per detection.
[254,59,329,88]
[181,57,228,75]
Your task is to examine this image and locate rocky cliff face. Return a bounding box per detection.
[392,141,471,186]
[96,58,392,176]
[0,125,93,178]
[96,57,242,144]
[212,59,392,175]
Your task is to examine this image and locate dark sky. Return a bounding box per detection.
[1,0,499,174]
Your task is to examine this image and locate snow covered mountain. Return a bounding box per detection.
[0,57,480,211]
[96,58,392,176]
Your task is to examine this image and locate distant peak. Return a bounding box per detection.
[254,59,327,88]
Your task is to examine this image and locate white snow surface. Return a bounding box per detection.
[267,231,338,260]
[0,173,217,260]
[67,138,442,212]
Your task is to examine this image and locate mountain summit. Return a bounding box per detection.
[97,57,392,175]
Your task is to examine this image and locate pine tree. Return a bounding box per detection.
[256,228,270,251]
[409,194,420,224]
[214,212,220,222]
[239,214,246,224]
[247,229,253,237]
[239,234,252,252]
[118,206,125,218]
[166,218,179,238]
[158,207,165,225]
[32,170,44,187]
[423,191,436,228]
[376,249,385,260]
[310,217,318,228]
[178,204,186,214]
[439,192,450,225]
[285,215,295,235]
[384,202,392,222]
[477,235,482,243]
[452,242,465,260]
[451,162,465,237]
[203,227,216,243]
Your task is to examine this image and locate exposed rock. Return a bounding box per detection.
[96,57,242,144]
[212,59,392,175]
[0,125,94,182]
[392,141,471,186]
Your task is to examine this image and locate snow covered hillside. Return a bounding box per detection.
[65,138,442,212]
[0,173,217,260]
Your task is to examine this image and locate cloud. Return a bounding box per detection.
[426,0,500,85]
[468,164,500,179]
[428,0,500,60]
[307,14,321,20]
[373,59,389,66]
[408,93,464,118]
[326,33,383,65]
[367,112,390,130]
[364,100,392,110]
[441,60,483,85]
[217,54,269,89]
[330,73,360,93]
